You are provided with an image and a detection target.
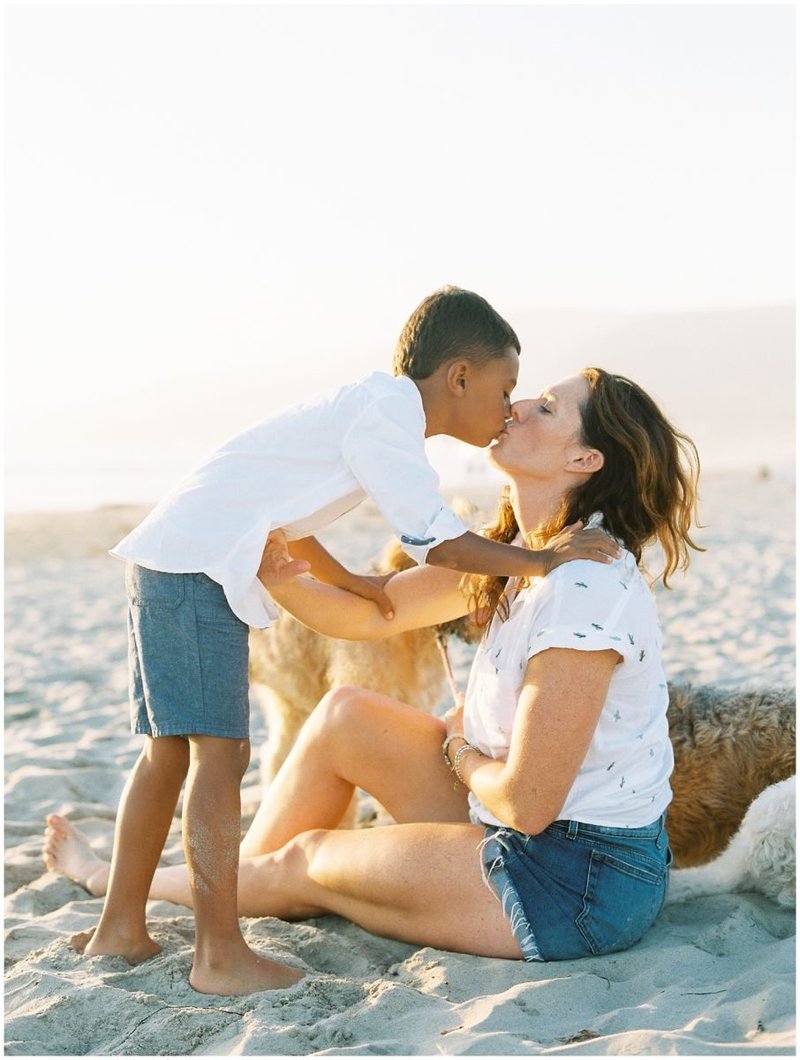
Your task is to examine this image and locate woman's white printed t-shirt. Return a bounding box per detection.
[464,540,673,829]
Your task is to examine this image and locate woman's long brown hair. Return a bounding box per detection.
[463,368,703,629]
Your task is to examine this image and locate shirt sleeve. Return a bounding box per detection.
[341,392,468,565]
[525,555,642,664]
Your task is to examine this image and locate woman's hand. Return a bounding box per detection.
[257,531,311,588]
[542,521,620,574]
[443,695,466,741]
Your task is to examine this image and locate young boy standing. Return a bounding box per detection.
[77,286,616,996]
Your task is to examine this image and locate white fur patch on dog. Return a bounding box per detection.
[667,776,796,907]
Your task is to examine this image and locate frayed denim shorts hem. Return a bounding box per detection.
[126,563,250,741]
[480,815,671,962]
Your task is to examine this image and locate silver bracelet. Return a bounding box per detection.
[442,733,466,768]
[453,741,478,785]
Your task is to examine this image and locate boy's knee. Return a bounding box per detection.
[188,735,251,778]
[144,735,190,774]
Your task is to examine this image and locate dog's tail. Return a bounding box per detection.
[666,776,796,907]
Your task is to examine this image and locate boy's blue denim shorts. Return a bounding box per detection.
[126,563,250,740]
[481,814,671,961]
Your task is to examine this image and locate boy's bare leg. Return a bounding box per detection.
[183,735,302,995]
[71,735,189,961]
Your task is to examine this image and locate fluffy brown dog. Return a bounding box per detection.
[250,548,795,865]
[667,684,795,867]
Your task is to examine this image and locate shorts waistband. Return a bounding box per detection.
[547,814,666,841]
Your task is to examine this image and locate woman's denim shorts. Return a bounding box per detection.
[481,815,671,961]
[126,563,250,740]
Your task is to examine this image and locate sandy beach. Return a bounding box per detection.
[4,470,795,1056]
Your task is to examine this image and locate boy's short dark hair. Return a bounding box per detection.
[392,286,521,379]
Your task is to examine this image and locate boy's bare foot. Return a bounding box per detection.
[190,946,303,995]
[43,814,110,896]
[70,926,162,963]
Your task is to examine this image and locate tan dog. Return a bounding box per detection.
[249,540,477,814]
[250,547,795,864]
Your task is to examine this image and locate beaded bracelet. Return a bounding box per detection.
[442,732,466,768]
[453,741,478,784]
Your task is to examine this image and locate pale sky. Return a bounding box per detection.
[4,3,795,510]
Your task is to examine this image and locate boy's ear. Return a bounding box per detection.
[445,360,469,395]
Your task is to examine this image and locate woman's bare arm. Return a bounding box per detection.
[450,648,620,833]
[260,534,471,639]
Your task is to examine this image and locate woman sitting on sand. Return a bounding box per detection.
[46,368,700,964]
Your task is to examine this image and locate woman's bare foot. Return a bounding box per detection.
[70,926,162,963]
[43,814,110,896]
[189,944,304,996]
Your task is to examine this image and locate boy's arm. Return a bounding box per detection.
[427,524,619,577]
[288,536,396,619]
[340,392,617,575]
[259,532,469,640]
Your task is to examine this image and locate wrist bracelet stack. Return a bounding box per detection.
[441,732,480,786]
[441,733,465,768]
[452,742,475,785]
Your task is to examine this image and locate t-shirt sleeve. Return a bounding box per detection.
[341,393,468,565]
[525,557,641,664]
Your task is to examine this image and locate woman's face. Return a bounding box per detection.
[487,374,594,479]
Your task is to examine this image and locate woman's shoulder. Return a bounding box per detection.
[514,552,658,663]
[541,549,642,599]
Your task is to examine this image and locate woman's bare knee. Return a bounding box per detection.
[239,831,330,919]
[308,685,382,744]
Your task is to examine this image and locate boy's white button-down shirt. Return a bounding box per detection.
[112,372,468,627]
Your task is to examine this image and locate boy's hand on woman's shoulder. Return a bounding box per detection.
[542,522,621,575]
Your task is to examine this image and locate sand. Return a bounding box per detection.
[4,471,796,1055]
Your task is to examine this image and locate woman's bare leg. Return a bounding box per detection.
[46,687,476,925]
[230,688,523,959]
[43,815,196,908]
[236,822,523,959]
[44,815,111,896]
[44,813,524,960]
[88,818,525,962]
[240,685,468,857]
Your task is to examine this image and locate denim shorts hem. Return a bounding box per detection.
[480,834,543,961]
[132,722,250,740]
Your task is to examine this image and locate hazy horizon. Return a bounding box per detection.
[6,301,794,514]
